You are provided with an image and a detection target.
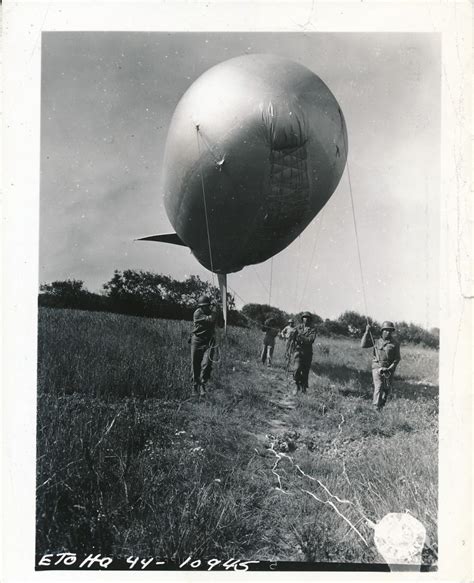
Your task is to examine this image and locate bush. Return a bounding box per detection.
[39,280,108,312]
[39,273,244,325]
[316,319,347,337]
[241,303,289,329]
[337,311,368,337]
[394,321,439,349]
[38,277,439,348]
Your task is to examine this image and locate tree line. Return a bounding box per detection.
[38,270,439,348]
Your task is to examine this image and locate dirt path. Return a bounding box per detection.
[258,367,296,433]
[226,357,338,462]
[244,363,319,457]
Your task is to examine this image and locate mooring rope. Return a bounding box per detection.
[208,338,221,364]
[344,159,369,319]
[266,442,371,546]
[298,210,325,312]
[253,266,270,296]
[196,125,216,285]
[341,129,379,353]
[227,284,281,333]
[268,257,274,306]
[293,234,302,307]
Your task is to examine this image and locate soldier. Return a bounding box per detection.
[190,295,220,397]
[292,312,317,394]
[261,317,279,367]
[281,318,297,366]
[361,321,401,410]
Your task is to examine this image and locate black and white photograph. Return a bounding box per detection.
[2,2,472,581]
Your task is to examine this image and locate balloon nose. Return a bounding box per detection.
[162,54,347,274]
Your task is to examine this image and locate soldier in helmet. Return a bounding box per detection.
[361,321,401,410]
[292,312,317,394]
[190,294,220,396]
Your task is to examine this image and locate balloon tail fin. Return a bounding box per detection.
[217,273,228,335]
[136,233,187,247]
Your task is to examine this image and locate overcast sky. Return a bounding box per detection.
[40,32,440,328]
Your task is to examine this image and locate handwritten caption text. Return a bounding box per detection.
[38,553,261,571]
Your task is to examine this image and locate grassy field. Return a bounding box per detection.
[36,307,438,566]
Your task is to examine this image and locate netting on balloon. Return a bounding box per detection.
[242,140,311,264]
[267,143,310,225]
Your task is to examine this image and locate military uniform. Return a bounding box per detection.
[191,303,218,394]
[281,323,297,360]
[361,324,401,409]
[293,320,317,392]
[261,319,278,366]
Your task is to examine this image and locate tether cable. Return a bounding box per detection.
[253,266,270,296]
[208,337,222,364]
[196,128,225,168]
[268,258,274,306]
[195,124,226,366]
[228,285,281,333]
[345,157,369,320]
[298,210,325,312]
[293,234,302,306]
[196,126,216,283]
[341,125,379,353]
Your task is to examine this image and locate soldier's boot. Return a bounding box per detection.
[192,384,199,397]
[199,384,207,397]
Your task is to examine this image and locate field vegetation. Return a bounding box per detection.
[39,274,440,348]
[37,307,438,566]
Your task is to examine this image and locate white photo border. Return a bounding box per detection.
[2,1,472,582]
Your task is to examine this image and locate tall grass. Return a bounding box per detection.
[36,307,438,565]
[38,309,191,399]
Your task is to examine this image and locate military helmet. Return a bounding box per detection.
[381,320,395,330]
[301,311,312,320]
[288,318,294,324]
[198,294,211,306]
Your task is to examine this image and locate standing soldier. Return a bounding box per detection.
[361,321,401,410]
[261,317,279,367]
[191,295,220,397]
[293,312,317,394]
[281,318,297,366]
